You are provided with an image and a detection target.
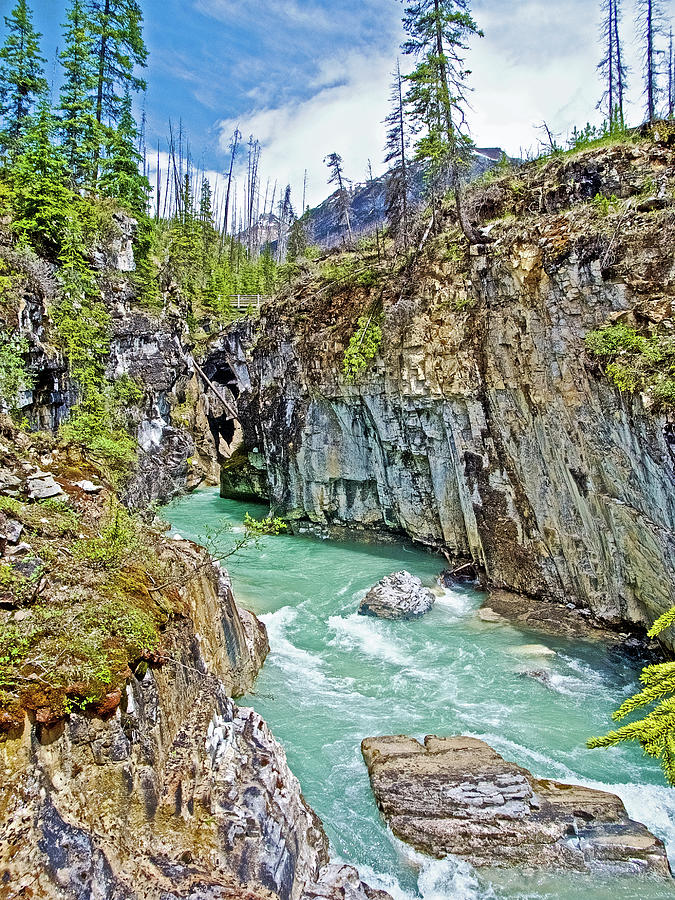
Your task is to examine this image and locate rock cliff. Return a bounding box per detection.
[216,139,675,642]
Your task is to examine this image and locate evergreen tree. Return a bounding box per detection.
[87,0,148,128]
[384,60,411,249]
[10,100,74,255]
[59,0,99,189]
[324,152,353,241]
[286,216,308,262]
[0,0,47,154]
[636,0,665,122]
[98,91,149,214]
[400,0,483,242]
[589,605,675,785]
[597,0,628,126]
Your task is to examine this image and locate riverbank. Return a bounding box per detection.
[165,489,675,900]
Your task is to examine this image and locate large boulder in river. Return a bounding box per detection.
[361,735,671,877]
[358,571,435,620]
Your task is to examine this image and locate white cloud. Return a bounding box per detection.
[217,52,397,211]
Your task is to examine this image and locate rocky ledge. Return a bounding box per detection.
[361,735,671,878]
[358,571,435,620]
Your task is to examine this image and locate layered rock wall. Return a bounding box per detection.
[217,144,675,637]
[0,535,333,900]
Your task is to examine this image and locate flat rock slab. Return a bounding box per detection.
[361,735,671,878]
[484,590,625,643]
[27,475,64,500]
[358,571,435,620]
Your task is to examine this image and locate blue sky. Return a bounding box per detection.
[23,1,672,210]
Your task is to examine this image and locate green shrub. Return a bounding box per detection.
[591,193,622,216]
[585,323,675,409]
[243,512,288,536]
[0,330,32,412]
[343,313,384,382]
[74,506,139,570]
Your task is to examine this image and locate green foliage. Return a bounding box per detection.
[287,216,308,261]
[585,323,675,409]
[0,0,47,153]
[153,199,278,326]
[343,313,384,382]
[591,192,621,216]
[320,257,380,290]
[88,0,148,127]
[98,91,149,215]
[9,101,76,256]
[74,504,139,570]
[243,512,288,537]
[0,329,32,412]
[59,0,99,189]
[401,0,483,190]
[588,605,675,785]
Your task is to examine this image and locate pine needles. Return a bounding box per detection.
[588,606,675,785]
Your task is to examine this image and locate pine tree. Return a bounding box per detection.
[400,0,483,243]
[384,60,411,249]
[59,0,99,189]
[597,0,628,127]
[0,0,47,154]
[87,0,148,128]
[286,215,308,262]
[636,0,665,122]
[589,605,675,785]
[324,152,353,241]
[10,100,74,255]
[98,91,149,214]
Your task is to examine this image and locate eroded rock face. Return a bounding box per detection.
[358,571,435,620]
[300,864,392,900]
[361,735,671,877]
[0,549,330,900]
[213,143,675,644]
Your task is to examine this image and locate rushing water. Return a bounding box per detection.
[164,490,675,900]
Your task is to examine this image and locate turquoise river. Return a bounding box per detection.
[164,489,675,900]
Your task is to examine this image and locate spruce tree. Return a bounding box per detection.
[384,60,411,249]
[0,0,47,154]
[589,605,675,785]
[636,0,665,122]
[87,0,148,128]
[400,0,483,242]
[59,0,99,189]
[10,100,74,255]
[98,91,149,215]
[324,152,353,241]
[286,216,308,262]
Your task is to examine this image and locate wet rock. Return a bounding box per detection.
[301,864,392,900]
[361,735,672,877]
[509,643,557,658]
[439,563,481,587]
[358,571,435,620]
[477,607,507,624]
[484,591,624,644]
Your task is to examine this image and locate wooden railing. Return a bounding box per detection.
[228,294,270,312]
